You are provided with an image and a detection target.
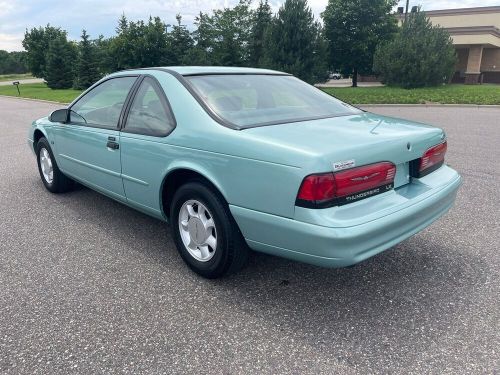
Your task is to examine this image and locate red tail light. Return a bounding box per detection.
[296,162,396,208]
[415,141,447,177]
[296,173,336,202]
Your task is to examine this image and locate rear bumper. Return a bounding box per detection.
[230,165,462,268]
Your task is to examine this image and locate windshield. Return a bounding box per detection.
[185,74,361,128]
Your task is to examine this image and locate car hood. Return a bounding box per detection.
[241,112,446,170]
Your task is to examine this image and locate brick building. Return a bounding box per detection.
[398,6,500,84]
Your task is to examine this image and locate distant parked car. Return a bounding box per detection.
[28,67,461,278]
[329,72,342,80]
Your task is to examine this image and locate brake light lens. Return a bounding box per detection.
[417,141,447,177]
[297,173,336,202]
[296,162,396,208]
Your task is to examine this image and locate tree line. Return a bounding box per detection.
[0,51,28,75]
[23,0,331,89]
[20,0,456,90]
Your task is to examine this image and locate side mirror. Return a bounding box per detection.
[49,109,68,123]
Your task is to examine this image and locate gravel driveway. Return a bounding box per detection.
[0,97,498,374]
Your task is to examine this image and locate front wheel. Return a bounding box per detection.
[170,181,249,278]
[36,137,73,193]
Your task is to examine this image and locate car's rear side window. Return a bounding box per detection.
[70,77,137,129]
[185,74,361,128]
[123,77,175,137]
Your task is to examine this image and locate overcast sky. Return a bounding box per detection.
[0,0,498,51]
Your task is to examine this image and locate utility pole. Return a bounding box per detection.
[404,0,410,22]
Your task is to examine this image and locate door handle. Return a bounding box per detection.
[106,141,119,150]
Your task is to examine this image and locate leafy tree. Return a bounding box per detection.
[168,14,194,65]
[373,10,456,88]
[0,51,28,74]
[44,34,75,89]
[249,0,273,67]
[322,0,397,87]
[262,0,327,83]
[206,0,254,66]
[22,25,68,78]
[73,30,100,89]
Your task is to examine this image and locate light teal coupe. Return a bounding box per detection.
[28,67,462,278]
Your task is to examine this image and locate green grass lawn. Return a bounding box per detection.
[0,83,82,103]
[0,73,34,82]
[1,81,499,105]
[321,84,500,105]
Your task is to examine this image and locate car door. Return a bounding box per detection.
[53,76,138,201]
[119,76,176,216]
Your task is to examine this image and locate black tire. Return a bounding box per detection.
[170,181,249,278]
[36,137,73,193]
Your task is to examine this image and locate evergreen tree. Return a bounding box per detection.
[373,10,457,88]
[249,0,272,67]
[168,14,195,65]
[142,16,171,67]
[109,15,138,69]
[262,0,327,83]
[73,30,100,90]
[187,12,215,65]
[44,33,75,89]
[94,35,114,75]
[109,15,171,70]
[322,0,397,87]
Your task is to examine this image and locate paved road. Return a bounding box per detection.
[316,78,384,88]
[0,78,44,86]
[0,97,498,374]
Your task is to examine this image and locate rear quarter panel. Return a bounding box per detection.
[130,70,307,219]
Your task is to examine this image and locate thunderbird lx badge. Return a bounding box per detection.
[333,159,355,171]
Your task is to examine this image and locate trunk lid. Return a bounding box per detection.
[244,112,446,188]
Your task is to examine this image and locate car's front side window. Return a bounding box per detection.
[70,76,137,128]
[123,77,175,137]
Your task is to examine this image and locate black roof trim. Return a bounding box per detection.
[113,67,290,77]
[181,72,291,77]
[120,67,363,131]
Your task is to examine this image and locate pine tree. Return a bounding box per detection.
[109,15,171,70]
[168,14,194,65]
[249,0,272,67]
[109,15,136,70]
[94,35,114,75]
[262,0,326,83]
[44,34,75,89]
[373,10,457,88]
[73,30,100,90]
[187,12,215,66]
[142,16,170,67]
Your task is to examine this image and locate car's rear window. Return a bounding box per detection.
[185,74,361,128]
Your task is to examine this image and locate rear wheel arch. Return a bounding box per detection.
[160,168,229,220]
